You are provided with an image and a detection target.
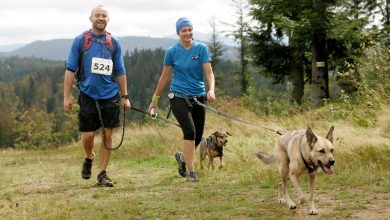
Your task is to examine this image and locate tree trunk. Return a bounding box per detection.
[311,0,329,108]
[240,42,248,96]
[289,37,304,104]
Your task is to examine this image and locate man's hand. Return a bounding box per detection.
[122,98,131,111]
[64,97,73,112]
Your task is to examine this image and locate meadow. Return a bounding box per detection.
[0,96,389,220]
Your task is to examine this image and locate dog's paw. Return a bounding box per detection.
[287,201,296,209]
[299,197,306,204]
[278,198,286,204]
[308,205,319,215]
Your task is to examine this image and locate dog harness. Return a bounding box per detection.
[299,133,317,173]
[206,136,223,157]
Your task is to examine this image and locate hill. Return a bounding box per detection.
[0,35,238,61]
[0,98,389,219]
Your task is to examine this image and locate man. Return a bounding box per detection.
[63,5,131,187]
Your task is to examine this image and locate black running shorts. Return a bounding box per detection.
[170,96,206,147]
[78,92,120,132]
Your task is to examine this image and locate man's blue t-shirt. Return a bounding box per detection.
[66,30,126,100]
[163,41,212,97]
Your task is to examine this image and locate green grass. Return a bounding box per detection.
[1,101,390,219]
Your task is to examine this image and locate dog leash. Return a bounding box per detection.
[130,106,181,127]
[96,101,125,151]
[193,98,284,136]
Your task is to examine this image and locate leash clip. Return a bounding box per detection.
[150,108,157,119]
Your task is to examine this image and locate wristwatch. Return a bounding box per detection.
[121,94,129,99]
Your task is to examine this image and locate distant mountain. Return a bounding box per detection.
[0,35,238,61]
[0,43,26,52]
[164,31,238,47]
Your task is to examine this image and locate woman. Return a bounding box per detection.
[148,17,216,182]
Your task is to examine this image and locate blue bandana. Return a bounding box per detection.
[176,17,193,34]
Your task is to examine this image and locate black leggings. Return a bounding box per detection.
[170,96,206,147]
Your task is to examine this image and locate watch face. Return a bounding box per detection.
[168,92,174,99]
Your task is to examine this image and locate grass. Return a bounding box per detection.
[1,99,390,220]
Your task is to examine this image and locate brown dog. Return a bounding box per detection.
[256,126,335,215]
[199,131,232,171]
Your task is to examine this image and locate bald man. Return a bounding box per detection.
[64,5,131,187]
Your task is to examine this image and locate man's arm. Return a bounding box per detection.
[63,70,75,112]
[117,74,131,110]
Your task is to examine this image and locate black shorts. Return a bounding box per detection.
[170,96,206,146]
[78,92,120,132]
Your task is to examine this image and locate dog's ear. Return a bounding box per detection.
[326,126,334,143]
[306,127,318,148]
[212,131,219,136]
[226,131,232,136]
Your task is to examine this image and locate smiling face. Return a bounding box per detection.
[89,5,109,34]
[178,26,193,46]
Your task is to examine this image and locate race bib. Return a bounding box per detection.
[91,57,113,75]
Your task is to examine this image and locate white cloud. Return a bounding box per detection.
[0,0,238,45]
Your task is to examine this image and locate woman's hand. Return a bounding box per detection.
[207,90,216,102]
[148,101,158,115]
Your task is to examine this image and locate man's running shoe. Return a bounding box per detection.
[81,158,93,179]
[97,170,114,187]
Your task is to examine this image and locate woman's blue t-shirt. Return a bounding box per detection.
[163,41,212,97]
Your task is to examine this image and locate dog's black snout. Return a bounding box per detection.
[329,159,335,166]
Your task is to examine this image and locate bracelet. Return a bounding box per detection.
[121,94,129,99]
[152,94,160,103]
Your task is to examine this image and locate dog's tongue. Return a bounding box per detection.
[324,166,334,176]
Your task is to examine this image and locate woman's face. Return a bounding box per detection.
[178,26,193,43]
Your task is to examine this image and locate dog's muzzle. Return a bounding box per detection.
[318,159,335,176]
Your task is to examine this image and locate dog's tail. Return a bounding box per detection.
[256,152,275,164]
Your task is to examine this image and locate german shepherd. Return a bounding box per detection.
[256,126,335,215]
[199,131,232,171]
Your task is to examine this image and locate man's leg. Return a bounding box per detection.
[81,131,95,179]
[97,128,114,187]
[99,128,113,171]
[82,131,95,159]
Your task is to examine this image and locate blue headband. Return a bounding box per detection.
[176,17,193,34]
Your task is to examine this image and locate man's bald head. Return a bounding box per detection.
[91,5,108,16]
[89,5,109,34]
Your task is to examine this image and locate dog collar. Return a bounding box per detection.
[301,152,317,173]
[300,134,317,173]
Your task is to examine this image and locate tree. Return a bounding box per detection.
[249,0,373,107]
[249,0,312,104]
[310,0,331,107]
[207,16,225,89]
[208,16,225,72]
[225,0,251,96]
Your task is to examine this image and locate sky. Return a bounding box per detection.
[0,0,238,46]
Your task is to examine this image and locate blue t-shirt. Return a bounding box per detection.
[66,30,126,100]
[163,41,212,97]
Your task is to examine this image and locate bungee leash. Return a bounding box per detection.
[96,101,126,150]
[192,97,284,136]
[130,106,181,127]
[167,90,284,135]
